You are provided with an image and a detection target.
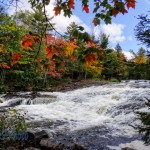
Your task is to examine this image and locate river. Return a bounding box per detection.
[0,80,150,150]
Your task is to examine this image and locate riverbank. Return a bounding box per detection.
[49,79,109,92]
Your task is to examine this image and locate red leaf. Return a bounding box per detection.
[53,5,60,15]
[68,0,74,9]
[11,60,17,66]
[46,46,54,59]
[82,5,89,13]
[71,56,77,61]
[13,54,22,59]
[112,9,119,17]
[3,64,10,69]
[22,39,32,48]
[85,54,98,64]
[33,37,40,43]
[11,53,22,66]
[127,1,135,9]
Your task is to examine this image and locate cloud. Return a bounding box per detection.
[123,51,134,60]
[94,23,126,44]
[46,4,91,34]
[8,0,32,15]
[8,0,91,34]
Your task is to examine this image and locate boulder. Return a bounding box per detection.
[6,147,16,150]
[25,130,49,147]
[24,147,41,150]
[121,147,136,150]
[71,144,87,150]
[40,138,64,150]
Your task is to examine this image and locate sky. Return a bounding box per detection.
[4,0,150,59]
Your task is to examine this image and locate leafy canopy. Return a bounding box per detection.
[27,0,136,25]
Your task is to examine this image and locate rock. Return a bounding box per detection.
[26,130,49,147]
[121,147,136,150]
[40,139,64,150]
[0,99,3,103]
[24,147,41,150]
[6,147,16,150]
[71,144,87,150]
[34,130,49,144]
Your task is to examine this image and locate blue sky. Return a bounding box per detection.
[72,0,150,53]
[5,0,150,58]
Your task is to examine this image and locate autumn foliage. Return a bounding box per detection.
[52,0,136,25]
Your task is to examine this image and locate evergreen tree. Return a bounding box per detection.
[115,43,122,57]
[100,33,109,49]
[135,13,150,48]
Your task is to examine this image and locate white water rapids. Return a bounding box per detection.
[0,80,150,149]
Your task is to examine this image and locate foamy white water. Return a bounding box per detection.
[0,80,150,149]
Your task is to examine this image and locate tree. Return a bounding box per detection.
[135,13,150,48]
[102,49,127,80]
[1,0,136,25]
[14,8,54,37]
[99,33,109,49]
[134,99,150,144]
[115,43,122,57]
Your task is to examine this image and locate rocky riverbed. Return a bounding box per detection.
[0,80,150,150]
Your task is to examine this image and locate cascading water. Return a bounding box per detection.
[0,80,150,150]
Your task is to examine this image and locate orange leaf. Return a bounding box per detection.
[13,54,22,59]
[68,0,74,9]
[3,64,10,69]
[127,1,135,9]
[85,54,98,64]
[11,60,17,66]
[53,5,60,15]
[22,39,32,48]
[46,46,54,59]
[71,56,77,61]
[82,5,89,13]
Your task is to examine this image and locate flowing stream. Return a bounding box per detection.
[0,80,150,150]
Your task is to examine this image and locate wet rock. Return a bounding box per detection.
[6,147,16,150]
[26,130,49,147]
[71,144,87,150]
[40,138,64,149]
[7,99,24,107]
[24,147,41,150]
[34,130,49,144]
[121,147,136,150]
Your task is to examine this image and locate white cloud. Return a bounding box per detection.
[8,0,32,15]
[8,0,91,34]
[46,4,91,34]
[123,51,134,60]
[94,23,126,44]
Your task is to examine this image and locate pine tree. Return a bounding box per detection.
[115,43,122,57]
